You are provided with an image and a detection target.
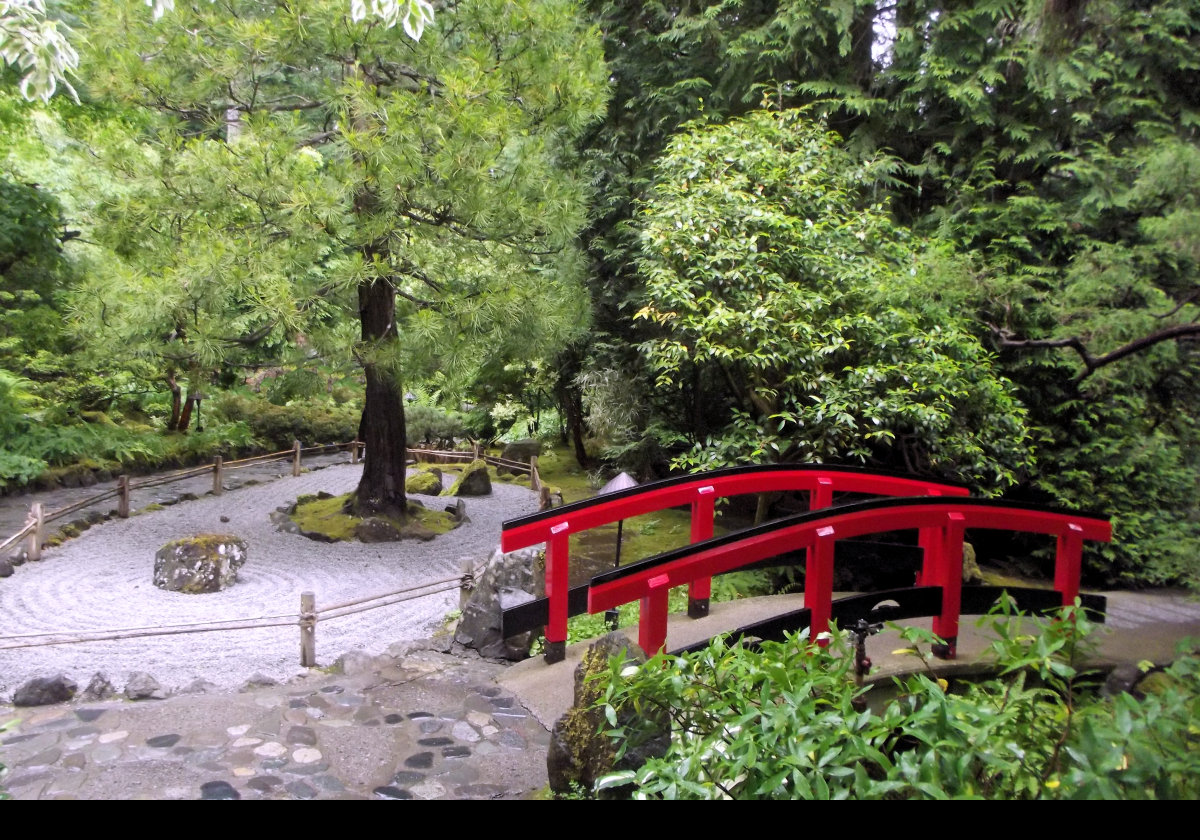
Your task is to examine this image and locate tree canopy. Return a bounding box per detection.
[72,0,608,515]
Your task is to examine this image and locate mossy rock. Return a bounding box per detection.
[289,492,461,543]
[440,459,492,497]
[406,470,444,496]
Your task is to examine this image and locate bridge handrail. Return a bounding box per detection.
[590,496,1111,592]
[583,496,1111,659]
[501,463,969,548]
[499,463,972,663]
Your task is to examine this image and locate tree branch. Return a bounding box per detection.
[992,323,1200,382]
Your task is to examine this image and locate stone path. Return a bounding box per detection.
[0,643,552,800]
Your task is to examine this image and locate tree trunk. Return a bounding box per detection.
[166,373,182,431]
[353,277,409,518]
[554,349,590,468]
[178,396,196,432]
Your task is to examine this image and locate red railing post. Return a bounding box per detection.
[811,476,834,510]
[687,485,716,618]
[807,526,836,646]
[931,512,966,659]
[1054,522,1085,606]
[543,522,571,664]
[639,574,672,657]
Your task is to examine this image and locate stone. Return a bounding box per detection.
[333,650,387,676]
[444,498,468,523]
[405,469,444,496]
[0,557,13,577]
[240,673,279,691]
[546,633,668,798]
[441,459,492,497]
[179,678,219,695]
[354,517,404,543]
[962,541,984,585]
[499,439,541,474]
[12,674,78,707]
[80,672,116,701]
[454,546,544,660]
[124,672,166,700]
[199,780,241,800]
[153,534,247,593]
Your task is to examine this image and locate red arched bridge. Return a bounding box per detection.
[500,465,1112,663]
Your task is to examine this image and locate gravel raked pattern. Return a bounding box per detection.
[0,464,541,700]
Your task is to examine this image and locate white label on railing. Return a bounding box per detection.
[817,525,835,538]
[551,522,569,535]
[698,485,715,495]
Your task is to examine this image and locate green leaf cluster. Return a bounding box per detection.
[635,109,1031,488]
[595,599,1200,800]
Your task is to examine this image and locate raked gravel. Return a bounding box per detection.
[0,463,540,701]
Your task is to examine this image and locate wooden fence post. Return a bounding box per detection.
[300,591,316,667]
[460,556,476,614]
[117,475,130,518]
[529,455,540,491]
[27,502,43,561]
[212,456,223,496]
[351,440,360,464]
[292,440,302,477]
[473,442,482,461]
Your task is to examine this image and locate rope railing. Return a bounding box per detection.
[0,559,486,670]
[218,448,297,470]
[127,464,214,490]
[0,441,526,667]
[0,439,363,559]
[0,521,35,555]
[0,439,548,559]
[44,487,121,523]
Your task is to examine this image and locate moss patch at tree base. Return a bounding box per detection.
[287,492,460,543]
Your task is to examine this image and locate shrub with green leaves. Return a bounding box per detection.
[594,597,1200,799]
[634,109,1032,490]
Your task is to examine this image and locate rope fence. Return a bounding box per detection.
[0,440,542,667]
[0,557,488,670]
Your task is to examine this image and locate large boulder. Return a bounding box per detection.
[499,439,541,475]
[454,546,545,660]
[12,674,77,707]
[441,459,492,497]
[153,534,247,593]
[406,468,444,496]
[546,633,669,798]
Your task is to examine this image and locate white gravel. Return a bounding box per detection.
[0,464,540,700]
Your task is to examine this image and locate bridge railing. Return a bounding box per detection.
[501,464,970,662]
[585,496,1112,659]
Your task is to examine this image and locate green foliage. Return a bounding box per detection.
[211,392,356,451]
[405,402,467,448]
[635,109,1032,488]
[594,597,1200,799]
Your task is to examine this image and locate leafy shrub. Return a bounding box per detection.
[0,449,46,490]
[594,597,1200,799]
[211,392,358,450]
[406,403,468,448]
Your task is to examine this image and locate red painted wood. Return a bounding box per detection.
[587,499,1110,657]
[688,487,716,603]
[501,466,971,650]
[1055,523,1085,605]
[545,527,570,646]
[932,512,966,645]
[807,526,836,646]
